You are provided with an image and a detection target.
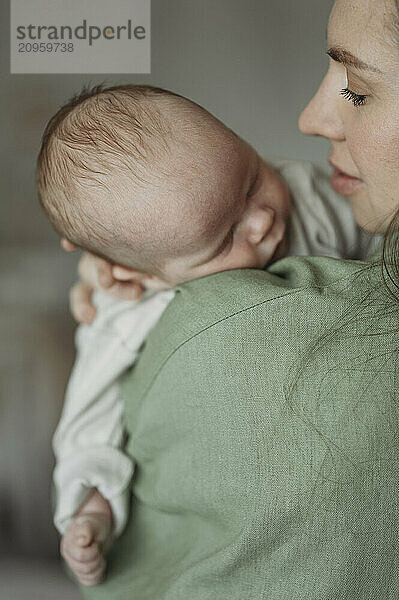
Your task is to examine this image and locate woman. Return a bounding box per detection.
[64,0,399,597]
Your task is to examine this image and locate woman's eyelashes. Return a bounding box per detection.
[340,87,367,107]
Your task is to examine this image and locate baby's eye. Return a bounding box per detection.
[340,87,367,107]
[219,226,235,255]
[247,175,258,197]
[225,225,235,245]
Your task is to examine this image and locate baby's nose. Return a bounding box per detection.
[247,207,275,245]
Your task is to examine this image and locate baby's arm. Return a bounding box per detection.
[53,288,175,580]
[53,291,140,541]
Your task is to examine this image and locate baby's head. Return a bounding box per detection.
[37,84,290,287]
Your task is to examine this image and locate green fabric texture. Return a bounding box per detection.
[81,253,399,599]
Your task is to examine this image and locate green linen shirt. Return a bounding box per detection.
[81,252,399,600]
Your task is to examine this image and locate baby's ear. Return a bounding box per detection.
[112,266,172,291]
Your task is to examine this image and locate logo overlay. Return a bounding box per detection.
[11,0,150,74]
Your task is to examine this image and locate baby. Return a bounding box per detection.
[36,84,375,586]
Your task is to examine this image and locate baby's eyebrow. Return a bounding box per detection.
[327,46,382,74]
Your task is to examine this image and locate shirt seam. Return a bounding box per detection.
[133,262,379,406]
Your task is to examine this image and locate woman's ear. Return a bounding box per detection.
[111,265,172,290]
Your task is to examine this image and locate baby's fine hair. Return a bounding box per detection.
[36,83,215,272]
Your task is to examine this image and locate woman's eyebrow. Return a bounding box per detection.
[327,46,382,74]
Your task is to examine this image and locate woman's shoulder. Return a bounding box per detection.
[122,251,396,442]
[122,252,396,434]
[176,253,383,318]
[267,253,381,296]
[142,253,388,367]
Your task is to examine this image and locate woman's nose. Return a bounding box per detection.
[298,70,345,142]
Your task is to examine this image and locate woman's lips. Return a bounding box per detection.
[330,166,364,196]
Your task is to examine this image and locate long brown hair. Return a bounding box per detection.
[381,0,399,302]
[382,211,399,302]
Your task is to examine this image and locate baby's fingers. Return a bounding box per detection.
[106,281,144,301]
[73,520,95,547]
[61,524,98,562]
[64,541,100,564]
[68,553,105,578]
[78,253,114,289]
[112,266,148,282]
[61,239,78,252]
[77,560,106,587]
[69,281,96,324]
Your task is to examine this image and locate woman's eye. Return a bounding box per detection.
[340,87,367,107]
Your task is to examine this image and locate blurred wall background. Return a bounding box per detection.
[0,0,333,597]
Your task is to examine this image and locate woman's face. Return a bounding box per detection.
[299,0,399,233]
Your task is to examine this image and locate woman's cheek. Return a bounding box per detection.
[354,121,399,228]
[349,109,399,195]
[369,115,399,205]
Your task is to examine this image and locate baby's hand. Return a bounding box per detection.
[63,245,148,324]
[60,513,112,587]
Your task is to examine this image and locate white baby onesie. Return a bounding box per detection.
[52,289,174,538]
[52,159,380,539]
